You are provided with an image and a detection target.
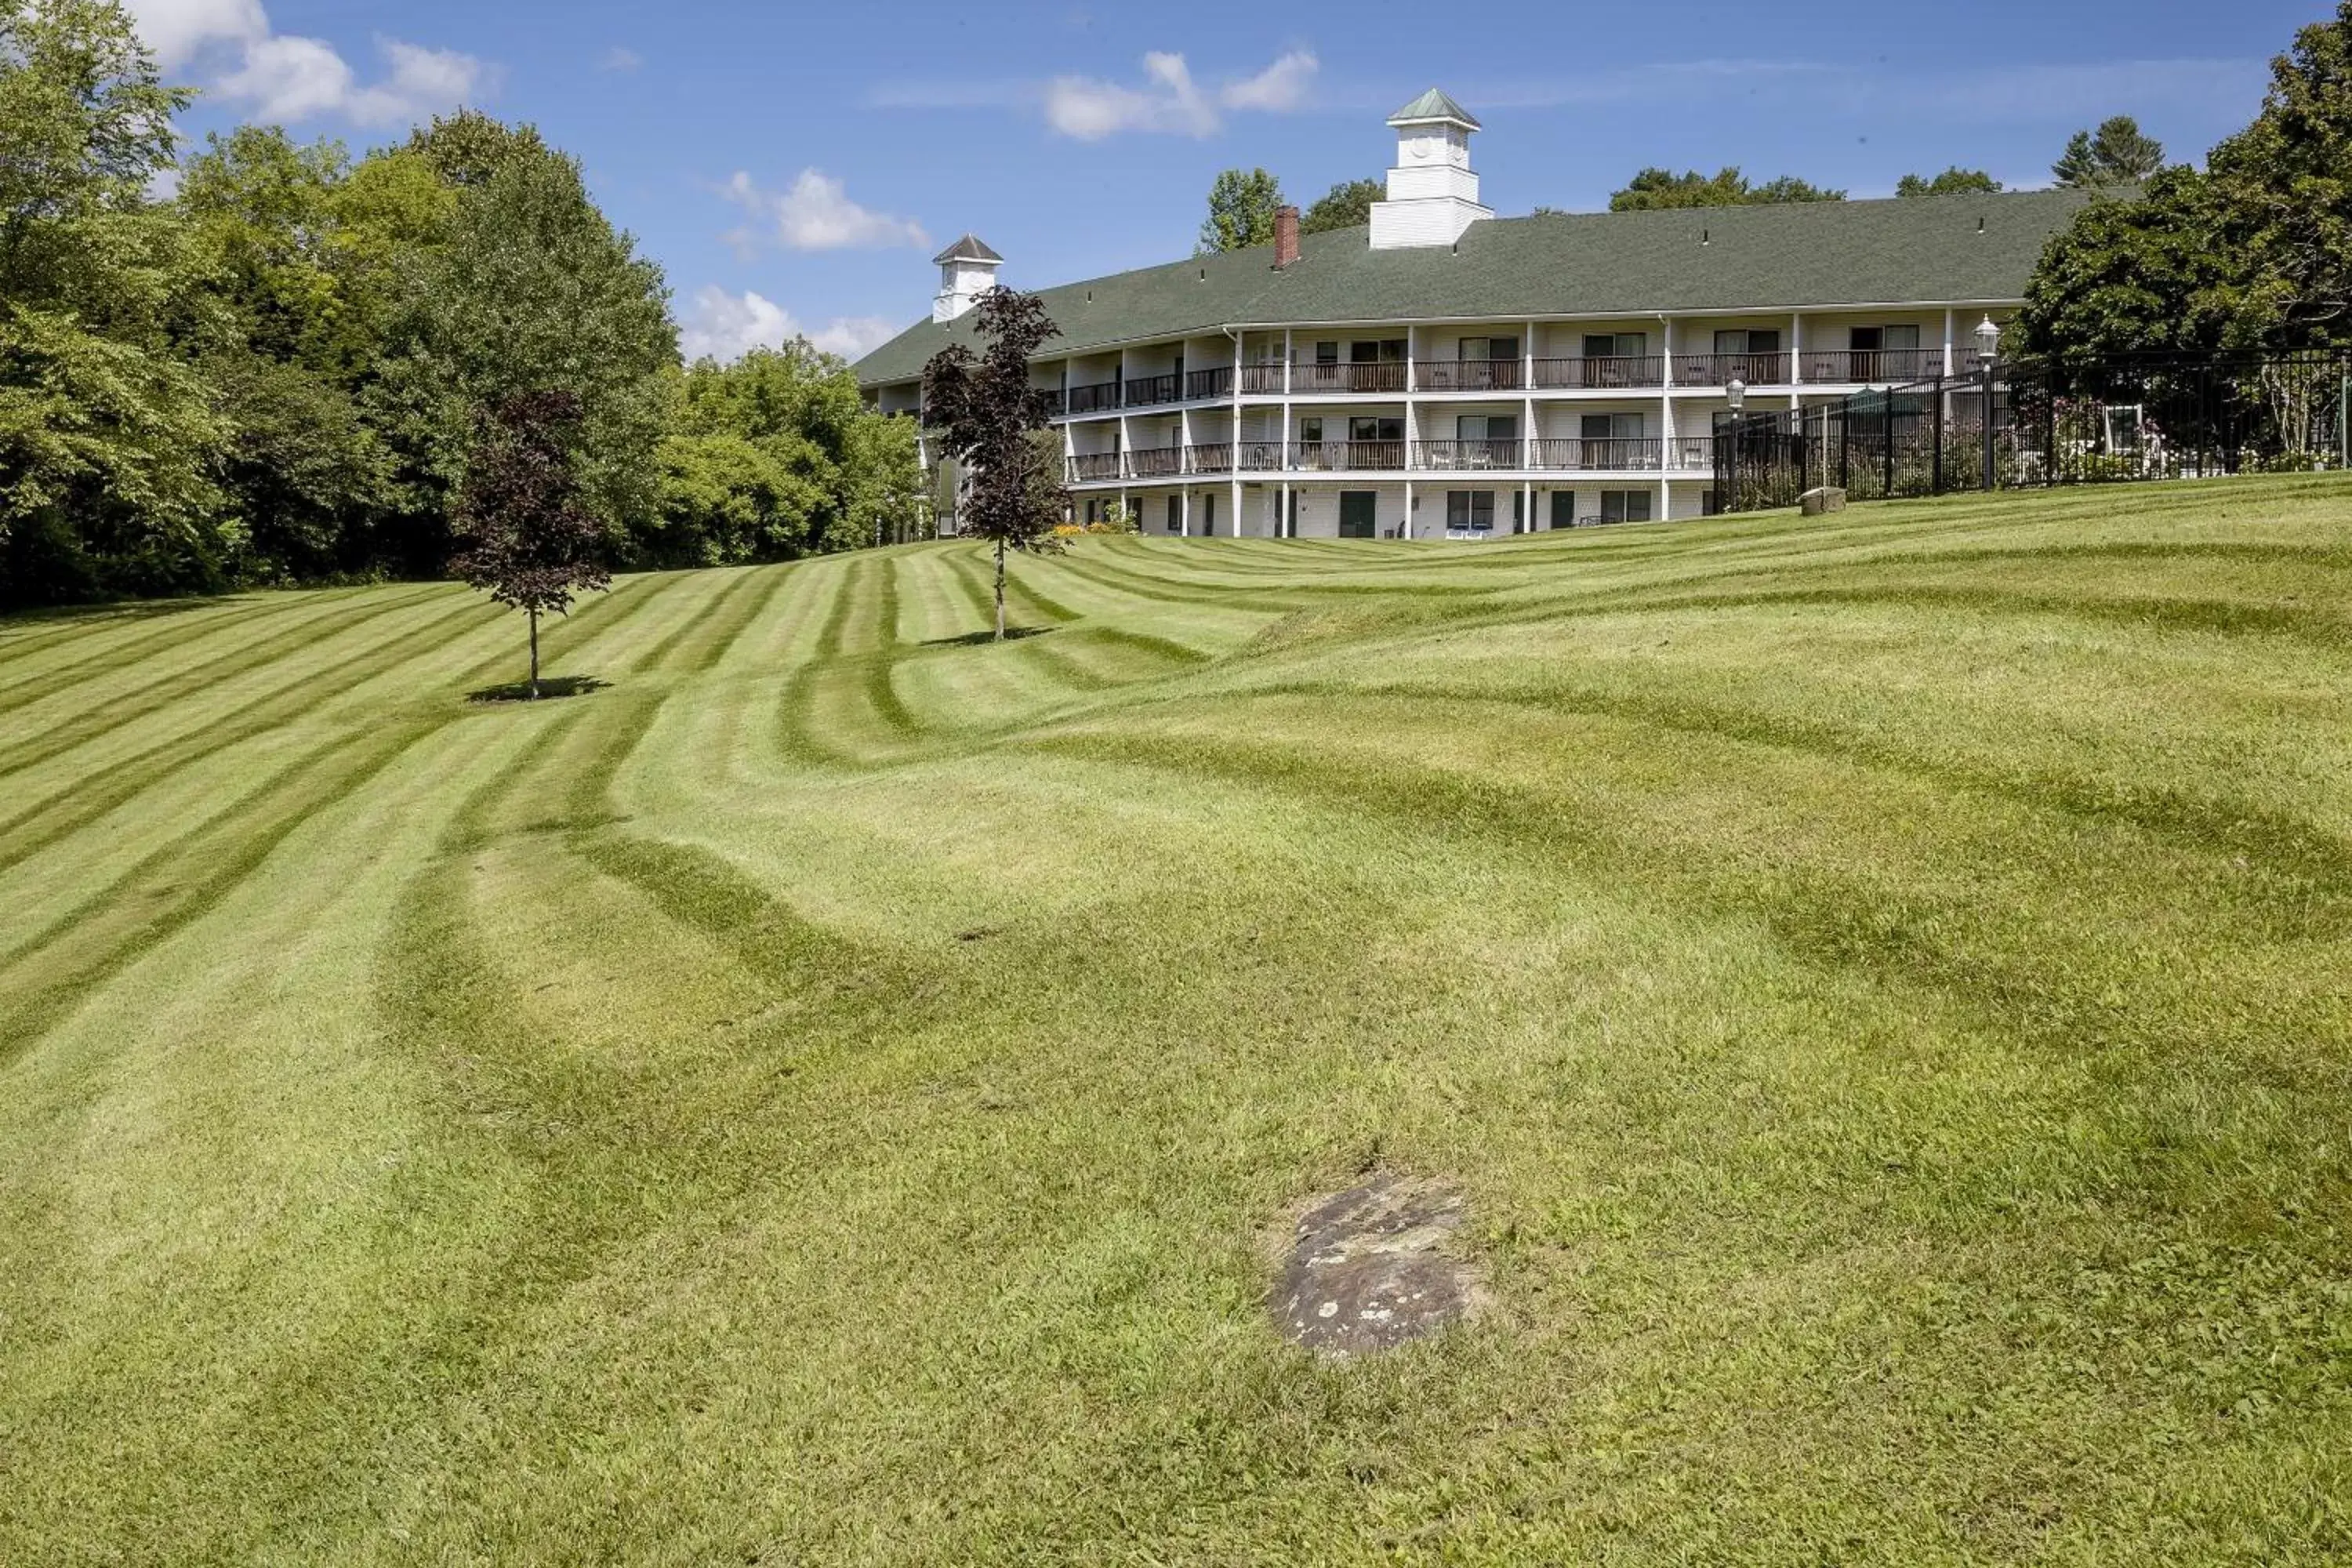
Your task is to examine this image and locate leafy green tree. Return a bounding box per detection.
[1299,177,1381,235]
[1896,167,2003,198]
[920,288,1066,640]
[2020,6,2352,358]
[1,0,226,604]
[2053,115,2165,189]
[1198,167,1284,252]
[450,390,610,699]
[368,129,674,572]
[1608,167,1845,211]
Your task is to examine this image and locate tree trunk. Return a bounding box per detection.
[994,537,1007,641]
[528,607,541,699]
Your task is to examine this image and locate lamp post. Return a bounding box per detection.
[1974,315,2000,492]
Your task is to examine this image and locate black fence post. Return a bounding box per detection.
[1931,372,1944,494]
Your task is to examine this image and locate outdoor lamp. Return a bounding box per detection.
[1726,379,1746,414]
[1973,315,2001,367]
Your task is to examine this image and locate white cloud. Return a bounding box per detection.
[1220,49,1317,112]
[601,46,642,72]
[1043,49,1319,140]
[680,288,899,363]
[122,0,267,69]
[123,1,488,129]
[722,170,928,252]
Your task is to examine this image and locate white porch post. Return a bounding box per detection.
[1283,328,1294,395]
[1943,308,1956,376]
[1403,480,1414,539]
[1281,478,1291,538]
[1790,313,1803,387]
[1230,331,1243,533]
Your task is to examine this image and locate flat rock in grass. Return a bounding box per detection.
[1272,1174,1481,1357]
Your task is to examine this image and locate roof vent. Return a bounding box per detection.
[1199,266,1207,280]
[1701,227,1711,245]
[1977,217,1987,234]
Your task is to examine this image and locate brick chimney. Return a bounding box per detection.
[1273,205,1300,268]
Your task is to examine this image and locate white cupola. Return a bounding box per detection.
[932,234,1004,323]
[1368,89,1493,250]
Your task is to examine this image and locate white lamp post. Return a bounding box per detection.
[1726,378,1747,416]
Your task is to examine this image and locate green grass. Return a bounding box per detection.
[5,478,2352,1564]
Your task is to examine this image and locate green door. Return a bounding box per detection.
[1339,491,1377,539]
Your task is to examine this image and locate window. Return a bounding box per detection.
[1583,332,1646,359]
[1550,490,1577,529]
[1350,339,1407,363]
[1581,412,1641,439]
[1315,342,1339,365]
[1348,417,1403,443]
[1167,495,1181,533]
[1714,328,1781,354]
[1201,494,1215,536]
[1459,336,1519,361]
[1338,491,1377,539]
[1512,491,1527,532]
[1454,415,1518,439]
[1298,417,1323,443]
[1599,488,1654,523]
[1446,491,1496,531]
[1848,324,1922,379]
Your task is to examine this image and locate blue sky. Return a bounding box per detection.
[133,0,2328,361]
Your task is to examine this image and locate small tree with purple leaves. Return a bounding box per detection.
[449,390,611,699]
[920,288,1068,641]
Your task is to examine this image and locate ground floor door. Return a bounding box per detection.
[1338,491,1377,539]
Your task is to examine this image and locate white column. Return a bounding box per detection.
[1943,308,1956,376]
[1280,478,1291,538]
[1403,479,1414,539]
[1230,332,1243,532]
[1790,313,1803,386]
[1283,328,1294,396]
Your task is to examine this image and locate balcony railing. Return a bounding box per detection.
[1290,438,1407,471]
[1065,379,1122,415]
[1123,445,1184,477]
[1185,366,1234,401]
[1666,435,1715,470]
[1239,440,1287,471]
[1531,355,1665,390]
[1185,445,1233,475]
[1530,437,1664,471]
[1798,348,1944,384]
[1125,372,1180,408]
[1289,361,1409,394]
[1068,451,1126,481]
[1239,362,1287,394]
[1413,439,1524,471]
[1415,359,1524,393]
[1673,353,1790,387]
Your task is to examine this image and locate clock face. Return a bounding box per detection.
[1407,139,1432,162]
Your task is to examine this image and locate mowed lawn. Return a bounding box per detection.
[4,479,2351,1565]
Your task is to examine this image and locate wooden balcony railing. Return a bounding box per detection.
[1666,436,1716,470]
[1288,361,1408,394]
[1672,353,1790,387]
[1065,379,1122,415]
[1530,355,1665,390]
[1123,445,1185,477]
[1185,367,1235,401]
[1798,348,1944,384]
[1238,440,1288,471]
[1238,363,1287,394]
[1413,439,1524,471]
[1530,437,1664,471]
[1415,360,1523,393]
[1185,445,1234,475]
[1067,451,1126,481]
[1289,439,1407,471]
[1125,372,1180,408]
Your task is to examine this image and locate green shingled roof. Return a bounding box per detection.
[1389,88,1479,128]
[855,188,2092,388]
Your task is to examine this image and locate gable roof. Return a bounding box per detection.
[855,188,2094,387]
[1388,88,1479,129]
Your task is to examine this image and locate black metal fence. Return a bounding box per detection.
[1715,351,2352,513]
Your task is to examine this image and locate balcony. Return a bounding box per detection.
[1124,445,1185,477]
[1239,363,1286,394]
[1290,438,1407,471]
[1068,451,1126,481]
[1531,355,1664,390]
[1667,436,1715,470]
[1288,361,1409,395]
[1413,439,1524,472]
[1530,437,1664,471]
[1125,372,1181,408]
[1673,353,1790,387]
[1799,348,1944,384]
[1185,366,1235,401]
[1065,379,1122,415]
[1415,360,1524,393]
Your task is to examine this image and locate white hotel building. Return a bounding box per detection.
[855,91,2090,537]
